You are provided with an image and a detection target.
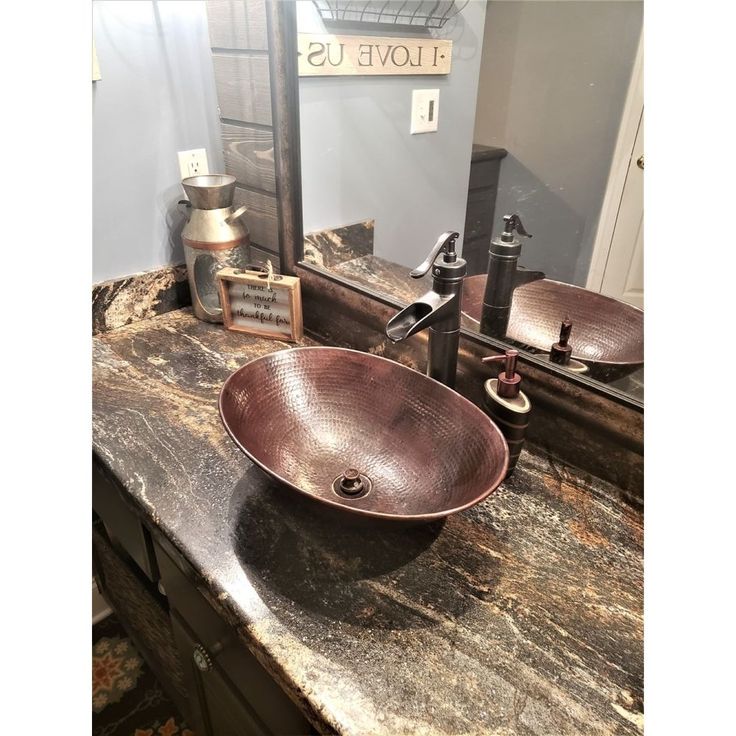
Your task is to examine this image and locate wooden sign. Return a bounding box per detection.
[298,33,452,76]
[216,268,303,342]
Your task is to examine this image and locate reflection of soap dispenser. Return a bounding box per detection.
[548,319,589,374]
[481,349,531,477]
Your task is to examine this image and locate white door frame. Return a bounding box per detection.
[586,33,643,292]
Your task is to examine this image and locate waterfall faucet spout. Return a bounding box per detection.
[385,231,466,388]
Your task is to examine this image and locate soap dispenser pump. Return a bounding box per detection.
[481,349,531,477]
[550,319,574,365]
[547,319,589,374]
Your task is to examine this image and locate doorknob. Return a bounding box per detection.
[192,644,213,672]
[636,154,644,170]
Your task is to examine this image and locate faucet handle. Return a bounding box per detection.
[502,214,532,239]
[410,231,460,279]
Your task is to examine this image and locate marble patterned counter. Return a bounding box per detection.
[93,308,643,735]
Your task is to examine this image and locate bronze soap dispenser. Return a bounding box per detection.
[481,349,532,477]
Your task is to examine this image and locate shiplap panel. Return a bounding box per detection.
[221,123,276,193]
[213,53,272,126]
[206,0,268,51]
[249,244,281,273]
[233,186,279,253]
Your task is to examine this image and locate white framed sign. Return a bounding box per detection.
[298,33,452,76]
[216,268,303,342]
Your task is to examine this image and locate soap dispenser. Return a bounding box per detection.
[548,319,588,374]
[550,318,574,365]
[481,349,531,477]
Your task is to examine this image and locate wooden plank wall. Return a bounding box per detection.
[206,0,281,271]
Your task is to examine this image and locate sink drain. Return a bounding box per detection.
[332,469,372,500]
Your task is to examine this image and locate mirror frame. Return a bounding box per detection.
[269,0,643,413]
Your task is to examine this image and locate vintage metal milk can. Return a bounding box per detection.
[178,174,250,322]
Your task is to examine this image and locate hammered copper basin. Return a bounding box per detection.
[462,275,644,369]
[219,347,509,522]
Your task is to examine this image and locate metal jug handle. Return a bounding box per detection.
[225,204,248,224]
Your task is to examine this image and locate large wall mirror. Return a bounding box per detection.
[293,0,643,405]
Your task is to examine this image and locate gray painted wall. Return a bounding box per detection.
[298,0,487,269]
[474,1,642,285]
[93,1,224,284]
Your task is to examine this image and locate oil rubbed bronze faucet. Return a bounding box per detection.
[480,213,544,338]
[386,231,466,388]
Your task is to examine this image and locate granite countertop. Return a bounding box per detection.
[93,308,643,736]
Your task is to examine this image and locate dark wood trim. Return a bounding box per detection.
[265,0,303,276]
[220,121,276,194]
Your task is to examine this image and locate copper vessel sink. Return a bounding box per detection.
[219,347,509,522]
[462,275,643,372]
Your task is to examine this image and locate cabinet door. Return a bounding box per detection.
[92,461,158,582]
[464,187,496,242]
[155,540,313,734]
[170,610,271,736]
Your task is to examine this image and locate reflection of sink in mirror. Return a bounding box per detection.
[461,276,643,381]
[219,347,509,523]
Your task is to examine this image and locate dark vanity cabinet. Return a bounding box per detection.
[462,144,508,275]
[92,461,313,735]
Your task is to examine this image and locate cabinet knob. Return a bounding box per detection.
[193,644,213,672]
[636,154,644,170]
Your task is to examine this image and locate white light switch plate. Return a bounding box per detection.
[411,89,440,134]
[178,148,209,180]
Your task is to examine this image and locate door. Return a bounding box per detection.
[599,111,644,308]
[170,610,270,736]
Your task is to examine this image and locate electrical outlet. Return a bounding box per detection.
[410,89,440,134]
[178,148,210,180]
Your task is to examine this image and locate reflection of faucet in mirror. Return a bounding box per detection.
[385,231,466,389]
[480,214,545,338]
